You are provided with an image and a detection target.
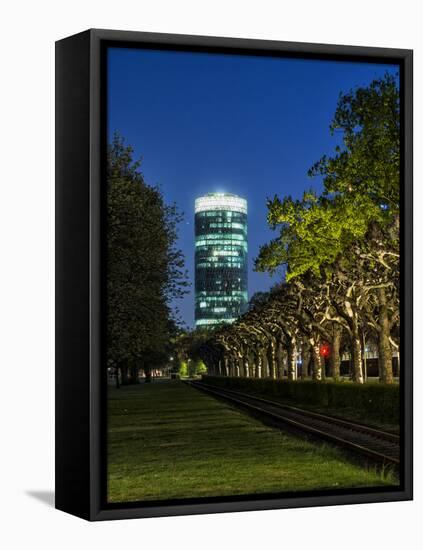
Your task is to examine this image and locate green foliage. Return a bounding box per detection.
[203,75,400,386]
[178,361,188,377]
[195,360,208,376]
[177,356,207,378]
[107,133,188,369]
[187,359,207,377]
[204,376,400,425]
[256,191,382,280]
[310,73,400,212]
[174,328,211,365]
[256,74,399,282]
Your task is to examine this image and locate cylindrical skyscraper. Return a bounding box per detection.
[194,192,248,328]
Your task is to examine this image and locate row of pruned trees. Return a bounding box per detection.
[198,74,400,384]
[197,268,399,384]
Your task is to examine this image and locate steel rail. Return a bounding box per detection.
[187,380,400,467]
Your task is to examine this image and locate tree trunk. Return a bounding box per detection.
[230,358,236,377]
[362,332,368,382]
[121,361,130,385]
[276,341,284,379]
[310,343,323,381]
[255,353,261,378]
[350,330,364,384]
[236,357,242,377]
[261,350,269,378]
[301,342,310,379]
[223,357,229,377]
[144,367,152,383]
[268,342,276,379]
[377,287,393,384]
[248,351,255,378]
[329,325,342,381]
[217,359,222,376]
[378,328,393,383]
[243,356,250,378]
[287,343,297,381]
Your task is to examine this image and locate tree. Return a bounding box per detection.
[309,73,399,383]
[310,73,399,213]
[197,75,399,385]
[107,133,188,384]
[174,328,210,377]
[256,75,399,383]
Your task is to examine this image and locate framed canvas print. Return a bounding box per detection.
[55,29,413,521]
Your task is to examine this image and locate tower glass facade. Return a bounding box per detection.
[195,193,248,328]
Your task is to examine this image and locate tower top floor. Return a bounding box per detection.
[195,192,247,215]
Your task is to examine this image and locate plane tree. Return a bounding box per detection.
[197,75,400,385]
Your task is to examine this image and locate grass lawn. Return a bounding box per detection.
[203,376,400,433]
[220,387,400,434]
[107,380,396,503]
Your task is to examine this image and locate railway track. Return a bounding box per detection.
[187,380,400,468]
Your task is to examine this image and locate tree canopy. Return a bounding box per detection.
[199,74,400,384]
[107,134,188,379]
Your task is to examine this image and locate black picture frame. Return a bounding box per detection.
[55,28,413,521]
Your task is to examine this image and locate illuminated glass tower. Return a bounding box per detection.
[195,192,248,328]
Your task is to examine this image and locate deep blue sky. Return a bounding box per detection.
[108,47,398,328]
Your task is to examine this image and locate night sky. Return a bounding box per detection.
[107,47,398,328]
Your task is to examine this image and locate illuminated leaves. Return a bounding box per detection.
[107,133,188,366]
[256,74,399,283]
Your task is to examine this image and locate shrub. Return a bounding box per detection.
[202,376,400,424]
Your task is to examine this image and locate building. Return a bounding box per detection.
[194,192,248,328]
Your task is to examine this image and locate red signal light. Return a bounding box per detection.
[320,344,330,358]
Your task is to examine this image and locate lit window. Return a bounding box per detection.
[195,194,247,215]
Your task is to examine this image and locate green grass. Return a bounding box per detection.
[107,380,397,503]
[204,376,400,432]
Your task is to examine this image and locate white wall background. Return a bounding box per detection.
[0,1,420,548]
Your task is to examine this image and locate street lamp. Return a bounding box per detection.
[168,356,174,379]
